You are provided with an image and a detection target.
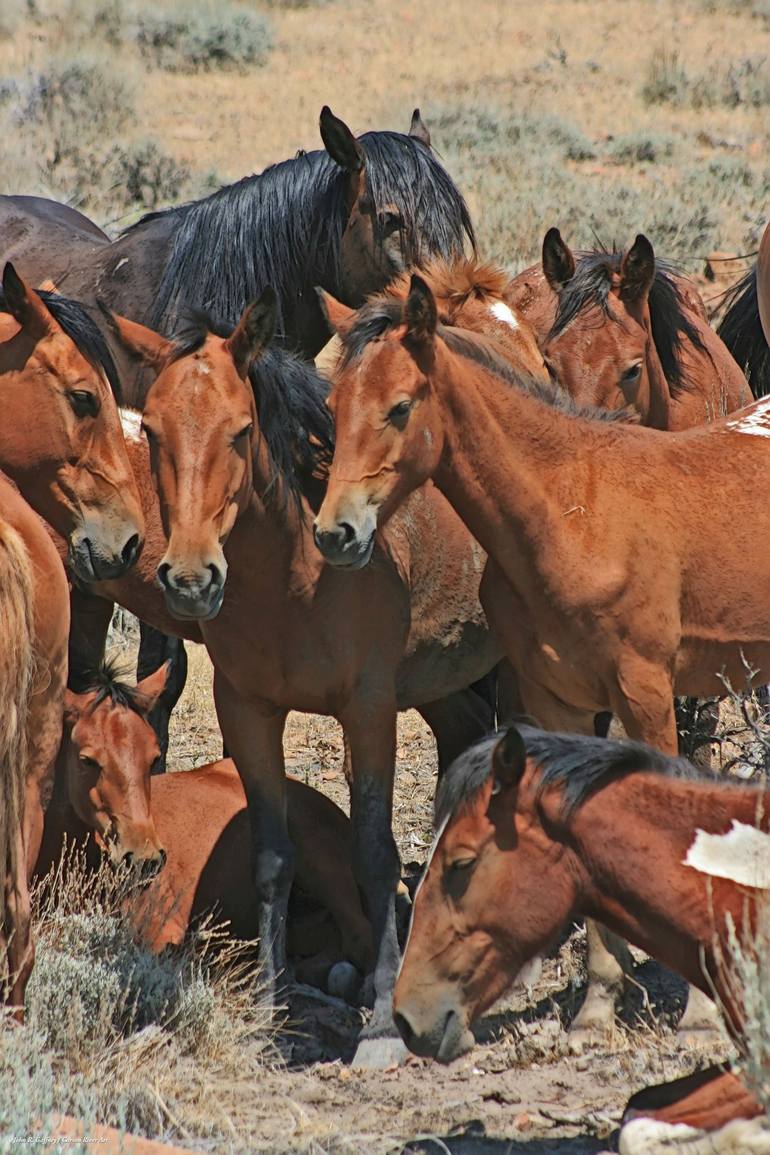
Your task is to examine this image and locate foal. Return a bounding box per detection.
[394,726,770,1152]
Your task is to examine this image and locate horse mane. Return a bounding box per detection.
[385,257,511,318]
[341,299,637,424]
[546,250,709,399]
[0,288,122,403]
[69,657,148,716]
[718,265,770,400]
[127,132,475,340]
[170,313,334,513]
[435,725,724,830]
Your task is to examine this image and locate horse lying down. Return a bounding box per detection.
[35,662,373,999]
[393,725,770,1153]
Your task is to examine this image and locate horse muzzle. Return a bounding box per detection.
[392,1000,475,1064]
[312,520,376,569]
[69,522,143,583]
[156,556,227,620]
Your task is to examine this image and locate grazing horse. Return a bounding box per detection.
[0,476,69,1012]
[507,230,751,428]
[101,292,510,1066]
[719,216,770,401]
[313,274,770,1044]
[393,726,770,1153]
[36,665,374,991]
[0,265,145,581]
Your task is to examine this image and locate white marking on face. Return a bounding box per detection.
[397,815,449,978]
[489,300,519,331]
[683,820,770,889]
[120,407,143,443]
[726,397,770,438]
[423,428,432,446]
[618,1118,701,1153]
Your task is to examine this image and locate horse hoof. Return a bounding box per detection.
[351,1036,410,1069]
[327,961,361,1004]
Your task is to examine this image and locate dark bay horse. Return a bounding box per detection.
[0,107,474,402]
[314,274,770,1046]
[719,215,770,401]
[507,230,751,428]
[394,726,770,1153]
[36,665,373,992]
[102,292,509,1066]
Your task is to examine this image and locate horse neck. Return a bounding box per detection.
[431,345,591,578]
[567,772,769,1003]
[241,437,317,571]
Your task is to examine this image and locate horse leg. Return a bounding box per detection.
[68,584,114,683]
[340,696,404,1068]
[213,671,291,1005]
[417,685,495,775]
[137,624,187,772]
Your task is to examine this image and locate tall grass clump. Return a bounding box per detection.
[642,49,770,108]
[0,846,279,1145]
[135,0,273,73]
[715,896,770,1110]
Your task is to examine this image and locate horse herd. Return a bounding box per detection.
[2,104,770,1152]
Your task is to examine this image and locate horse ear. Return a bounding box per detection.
[2,262,57,334]
[319,106,364,173]
[98,302,174,372]
[316,288,356,339]
[409,108,431,148]
[619,234,655,303]
[491,726,527,791]
[542,228,576,292]
[225,287,277,378]
[135,660,172,714]
[404,274,438,347]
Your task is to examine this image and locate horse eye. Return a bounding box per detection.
[69,389,100,418]
[621,363,642,384]
[79,754,100,772]
[232,423,253,444]
[141,422,156,443]
[387,399,412,425]
[449,857,476,874]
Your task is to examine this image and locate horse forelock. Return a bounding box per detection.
[547,251,708,399]
[434,725,709,832]
[69,657,148,717]
[0,288,122,403]
[385,258,508,309]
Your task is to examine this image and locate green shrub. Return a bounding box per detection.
[135,0,273,73]
[608,131,677,164]
[114,139,191,211]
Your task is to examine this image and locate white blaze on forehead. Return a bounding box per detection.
[120,408,143,443]
[489,300,519,331]
[726,396,770,438]
[683,820,770,889]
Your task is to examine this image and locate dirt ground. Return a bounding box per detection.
[155,645,733,1155]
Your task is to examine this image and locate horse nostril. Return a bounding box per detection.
[122,533,141,567]
[339,521,355,545]
[207,562,223,589]
[393,1010,415,1050]
[156,562,171,590]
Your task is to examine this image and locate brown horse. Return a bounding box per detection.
[314,274,770,1043]
[0,265,144,581]
[36,666,374,992]
[99,291,511,1065]
[0,476,69,1011]
[393,726,770,1152]
[719,216,770,401]
[507,230,751,428]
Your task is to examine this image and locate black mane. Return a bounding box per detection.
[0,288,122,403]
[718,265,770,400]
[69,657,147,715]
[128,132,475,340]
[170,313,334,513]
[547,251,709,399]
[435,725,712,830]
[341,299,637,424]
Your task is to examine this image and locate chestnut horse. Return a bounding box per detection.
[507,230,751,428]
[0,265,144,581]
[314,274,770,1044]
[719,216,770,401]
[0,476,69,1011]
[394,726,770,1152]
[36,666,374,993]
[100,292,514,1066]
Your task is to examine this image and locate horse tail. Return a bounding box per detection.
[718,264,770,400]
[0,519,36,936]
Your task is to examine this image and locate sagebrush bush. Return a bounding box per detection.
[607,131,677,164]
[135,0,273,73]
[642,48,770,108]
[716,897,770,1110]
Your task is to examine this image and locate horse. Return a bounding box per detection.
[0,476,69,1012]
[719,216,770,401]
[0,107,474,403]
[313,273,770,1046]
[36,664,374,996]
[507,230,751,429]
[393,725,770,1153]
[97,291,516,1067]
[0,195,109,295]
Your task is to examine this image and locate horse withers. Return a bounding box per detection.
[394,726,770,1153]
